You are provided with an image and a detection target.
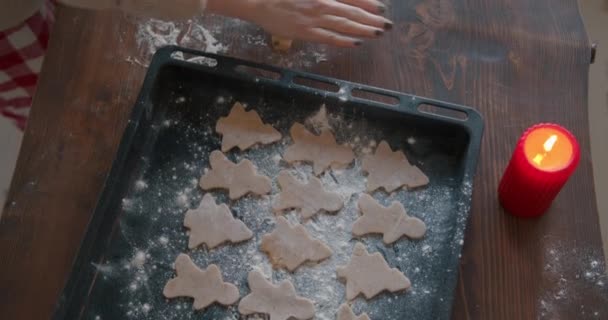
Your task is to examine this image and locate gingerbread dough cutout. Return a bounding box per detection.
[337,304,370,320]
[273,170,344,219]
[239,270,316,320]
[216,102,282,152]
[199,150,272,200]
[337,243,411,300]
[261,216,332,271]
[283,123,354,175]
[184,193,253,249]
[362,141,429,192]
[163,254,239,310]
[353,194,426,244]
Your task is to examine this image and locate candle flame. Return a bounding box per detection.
[544,135,558,152]
[532,154,544,165]
[532,135,559,166]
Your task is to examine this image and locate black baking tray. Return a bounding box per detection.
[52,46,484,320]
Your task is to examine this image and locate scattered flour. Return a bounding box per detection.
[135,18,228,62]
[539,240,607,319]
[134,180,148,191]
[158,236,169,245]
[88,99,475,320]
[134,16,330,70]
[131,250,147,269]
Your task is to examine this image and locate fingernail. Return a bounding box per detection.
[378,5,386,13]
[354,40,363,46]
[384,22,393,30]
[375,29,383,36]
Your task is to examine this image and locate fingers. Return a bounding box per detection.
[337,0,387,15]
[302,27,363,47]
[319,15,383,38]
[325,0,392,30]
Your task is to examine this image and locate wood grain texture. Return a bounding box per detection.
[0,1,605,319]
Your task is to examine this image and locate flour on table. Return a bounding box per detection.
[135,18,227,62]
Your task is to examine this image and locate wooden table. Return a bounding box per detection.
[1,1,606,319]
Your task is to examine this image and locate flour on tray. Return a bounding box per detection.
[86,101,478,320]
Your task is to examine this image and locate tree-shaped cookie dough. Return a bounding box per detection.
[273,170,344,219]
[337,243,411,300]
[337,304,370,320]
[283,123,354,175]
[216,102,282,152]
[184,193,253,249]
[238,270,316,320]
[353,194,426,244]
[362,141,429,192]
[261,216,332,271]
[163,254,239,310]
[199,150,272,200]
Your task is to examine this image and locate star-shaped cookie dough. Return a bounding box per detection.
[337,243,411,300]
[337,304,370,320]
[199,150,272,200]
[273,170,344,219]
[261,216,332,271]
[216,102,282,152]
[239,270,316,320]
[163,254,239,310]
[283,123,354,175]
[362,141,429,192]
[184,193,253,249]
[353,194,426,244]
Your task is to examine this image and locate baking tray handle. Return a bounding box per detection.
[154,46,483,132]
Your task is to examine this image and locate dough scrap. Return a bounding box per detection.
[184,193,253,249]
[238,270,316,320]
[362,141,429,192]
[216,102,282,152]
[337,304,370,320]
[163,254,239,310]
[337,243,411,300]
[305,104,331,132]
[273,170,343,219]
[199,150,272,200]
[261,216,332,271]
[283,123,354,175]
[271,35,293,51]
[353,194,426,244]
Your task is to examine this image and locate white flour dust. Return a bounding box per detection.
[539,240,608,319]
[89,101,473,320]
[133,18,228,64]
[132,16,330,70]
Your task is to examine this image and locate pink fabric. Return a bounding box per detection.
[0,0,55,130]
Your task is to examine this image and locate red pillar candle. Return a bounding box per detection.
[498,123,580,217]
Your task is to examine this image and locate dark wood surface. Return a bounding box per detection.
[1,1,606,319]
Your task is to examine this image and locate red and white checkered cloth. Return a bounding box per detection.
[0,1,55,130]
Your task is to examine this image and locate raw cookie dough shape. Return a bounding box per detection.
[199,150,272,200]
[273,170,344,219]
[238,270,316,320]
[184,193,253,249]
[337,243,411,300]
[337,304,371,320]
[216,102,282,152]
[353,194,426,244]
[261,216,332,271]
[362,140,429,192]
[283,122,355,175]
[163,254,239,310]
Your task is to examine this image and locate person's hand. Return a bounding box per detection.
[207,0,392,47]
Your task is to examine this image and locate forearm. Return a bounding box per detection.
[58,0,207,19]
